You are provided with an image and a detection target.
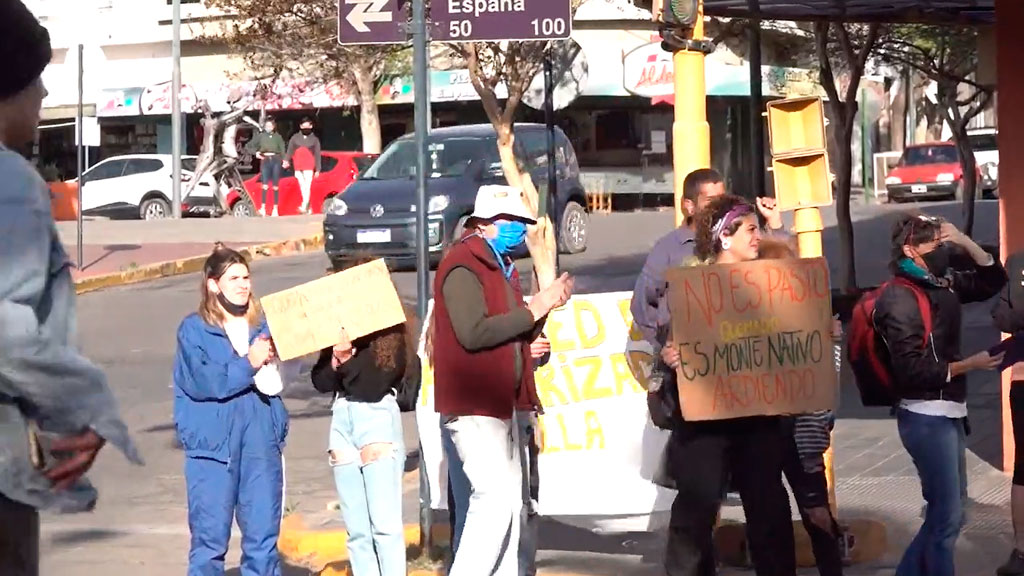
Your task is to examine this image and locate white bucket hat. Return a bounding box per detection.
[469,185,536,224]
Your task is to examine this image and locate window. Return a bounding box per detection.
[901,146,958,166]
[83,160,127,183]
[361,136,494,180]
[123,158,164,176]
[320,156,339,173]
[968,133,998,152]
[516,130,550,172]
[557,133,579,178]
[352,155,378,174]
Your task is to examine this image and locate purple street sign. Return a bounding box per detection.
[432,0,572,42]
[337,0,407,45]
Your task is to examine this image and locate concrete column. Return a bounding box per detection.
[997,0,1022,473]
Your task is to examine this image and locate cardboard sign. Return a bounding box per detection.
[260,259,406,361]
[666,258,837,421]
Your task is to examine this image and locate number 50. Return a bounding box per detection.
[449,20,472,38]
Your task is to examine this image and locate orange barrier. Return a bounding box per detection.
[49,181,79,221]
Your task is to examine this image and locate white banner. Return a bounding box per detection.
[415,291,676,526]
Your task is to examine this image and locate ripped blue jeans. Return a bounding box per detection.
[328,394,406,576]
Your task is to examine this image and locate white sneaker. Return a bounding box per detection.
[258,206,266,217]
[272,207,279,217]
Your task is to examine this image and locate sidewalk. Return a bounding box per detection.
[57,215,324,286]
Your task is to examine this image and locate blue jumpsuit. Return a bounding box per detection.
[173,313,290,575]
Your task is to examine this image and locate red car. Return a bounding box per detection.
[885,142,980,203]
[230,151,378,217]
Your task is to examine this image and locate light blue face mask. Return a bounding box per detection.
[488,220,527,256]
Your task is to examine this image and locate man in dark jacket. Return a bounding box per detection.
[875,213,1006,576]
[433,184,572,576]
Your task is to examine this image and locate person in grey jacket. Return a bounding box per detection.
[0,2,142,574]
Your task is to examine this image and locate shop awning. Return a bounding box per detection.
[702,0,994,23]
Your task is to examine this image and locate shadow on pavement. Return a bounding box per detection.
[227,565,311,576]
[47,528,122,547]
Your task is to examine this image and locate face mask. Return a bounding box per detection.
[920,242,951,277]
[488,221,527,256]
[217,290,250,317]
[301,128,312,135]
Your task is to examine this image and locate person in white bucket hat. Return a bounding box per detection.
[431,183,572,576]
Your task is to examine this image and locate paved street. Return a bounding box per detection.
[39,198,1016,575]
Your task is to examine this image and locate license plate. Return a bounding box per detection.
[911,184,928,193]
[357,229,391,243]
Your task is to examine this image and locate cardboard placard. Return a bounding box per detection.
[666,258,837,421]
[260,259,406,361]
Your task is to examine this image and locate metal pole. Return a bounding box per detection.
[544,47,558,272]
[171,0,183,218]
[747,8,765,199]
[412,0,431,552]
[76,43,84,270]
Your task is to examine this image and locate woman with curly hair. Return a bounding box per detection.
[659,194,796,576]
[311,259,419,576]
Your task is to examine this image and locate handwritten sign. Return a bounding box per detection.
[260,259,406,361]
[416,292,673,518]
[666,258,837,421]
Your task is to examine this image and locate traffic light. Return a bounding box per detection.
[766,96,833,212]
[663,0,698,27]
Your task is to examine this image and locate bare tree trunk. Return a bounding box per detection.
[951,120,978,236]
[353,65,382,154]
[494,125,556,289]
[834,118,858,293]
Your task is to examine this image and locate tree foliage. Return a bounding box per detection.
[813,22,880,293]
[877,24,992,236]
[204,0,410,153]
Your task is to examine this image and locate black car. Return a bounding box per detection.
[323,123,589,269]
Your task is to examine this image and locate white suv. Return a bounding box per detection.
[76,154,218,220]
[949,128,999,197]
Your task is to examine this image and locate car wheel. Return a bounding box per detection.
[232,196,256,218]
[140,196,171,220]
[558,201,588,254]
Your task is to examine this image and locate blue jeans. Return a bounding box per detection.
[895,409,967,576]
[260,156,282,206]
[328,395,405,576]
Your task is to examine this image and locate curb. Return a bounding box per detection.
[73,233,325,295]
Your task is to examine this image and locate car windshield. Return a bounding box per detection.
[182,158,197,172]
[353,155,377,174]
[901,146,958,166]
[968,133,998,152]
[360,137,494,180]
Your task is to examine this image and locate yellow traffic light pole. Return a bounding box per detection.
[672,1,711,226]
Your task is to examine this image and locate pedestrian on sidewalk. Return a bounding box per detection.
[173,245,291,575]
[0,3,143,575]
[993,251,1024,576]
[873,214,1006,576]
[433,185,573,576]
[759,238,844,576]
[247,117,286,217]
[658,194,796,576]
[310,262,419,576]
[284,116,321,215]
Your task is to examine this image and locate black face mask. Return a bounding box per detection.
[217,291,249,317]
[301,128,312,135]
[921,242,952,277]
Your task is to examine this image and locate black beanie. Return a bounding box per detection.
[0,0,52,101]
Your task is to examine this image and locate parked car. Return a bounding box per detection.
[230,151,377,217]
[322,123,590,270]
[885,142,982,202]
[74,154,216,220]
[948,127,998,197]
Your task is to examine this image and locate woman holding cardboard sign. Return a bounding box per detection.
[310,259,420,576]
[659,195,796,576]
[173,244,290,576]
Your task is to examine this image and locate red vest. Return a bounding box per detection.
[432,234,540,419]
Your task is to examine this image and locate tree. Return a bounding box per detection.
[813,22,880,294]
[452,39,559,288]
[877,24,992,237]
[204,0,409,153]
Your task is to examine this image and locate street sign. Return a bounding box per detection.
[432,0,572,42]
[337,0,407,45]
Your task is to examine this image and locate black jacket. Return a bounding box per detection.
[875,259,1006,403]
[992,251,1024,334]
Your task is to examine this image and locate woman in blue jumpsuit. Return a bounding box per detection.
[173,244,290,575]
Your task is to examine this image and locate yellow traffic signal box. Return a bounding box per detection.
[767,96,832,211]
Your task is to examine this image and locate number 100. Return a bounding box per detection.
[531,17,566,37]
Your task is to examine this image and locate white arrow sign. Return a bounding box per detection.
[346,0,392,33]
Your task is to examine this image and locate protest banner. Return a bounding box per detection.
[260,259,406,361]
[666,257,837,421]
[416,292,676,520]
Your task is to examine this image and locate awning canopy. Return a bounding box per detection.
[702,0,994,23]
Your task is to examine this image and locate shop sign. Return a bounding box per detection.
[622,41,673,99]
